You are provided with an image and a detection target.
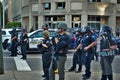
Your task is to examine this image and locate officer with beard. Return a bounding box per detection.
[99,26,117,80]
[49,22,70,80]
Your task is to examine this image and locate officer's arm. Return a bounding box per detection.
[55,36,70,48]
[84,41,96,51]
[42,40,52,48]
[11,36,17,41]
[75,43,82,52]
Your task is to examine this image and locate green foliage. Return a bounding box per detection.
[5,22,21,28]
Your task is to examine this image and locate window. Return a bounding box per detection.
[72,15,81,21]
[117,0,120,3]
[44,3,51,10]
[88,0,101,2]
[44,15,65,28]
[88,15,101,30]
[45,15,65,21]
[72,15,81,28]
[56,2,65,9]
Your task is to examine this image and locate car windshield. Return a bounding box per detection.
[2,31,6,35]
[30,30,56,38]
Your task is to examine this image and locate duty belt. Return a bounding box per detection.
[99,50,115,56]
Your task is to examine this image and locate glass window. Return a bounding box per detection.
[31,31,43,38]
[117,0,120,3]
[88,15,100,21]
[56,2,65,9]
[44,3,51,10]
[88,0,101,2]
[2,31,6,35]
[72,15,81,21]
[44,15,65,21]
[88,15,101,30]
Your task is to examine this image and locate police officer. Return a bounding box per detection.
[99,26,117,80]
[68,29,83,73]
[40,30,52,80]
[10,27,18,56]
[91,28,99,61]
[20,28,28,60]
[49,22,70,80]
[76,26,97,79]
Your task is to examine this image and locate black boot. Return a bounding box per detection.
[108,75,113,80]
[76,67,81,73]
[68,66,75,72]
[101,75,107,80]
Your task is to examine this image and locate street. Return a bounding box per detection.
[1,50,120,80]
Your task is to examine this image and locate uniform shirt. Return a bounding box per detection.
[11,31,18,42]
[55,33,70,57]
[74,36,82,52]
[81,33,96,53]
[100,34,117,51]
[42,37,52,53]
[20,33,28,44]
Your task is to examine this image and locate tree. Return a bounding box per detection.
[5,22,22,28]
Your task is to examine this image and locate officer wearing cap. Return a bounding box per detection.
[49,22,70,80]
[39,30,52,80]
[10,27,18,56]
[76,26,97,79]
[20,28,28,60]
[68,29,83,73]
[99,26,117,80]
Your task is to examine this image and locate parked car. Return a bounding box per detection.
[26,29,57,53]
[2,29,13,43]
[2,28,22,55]
[2,28,21,43]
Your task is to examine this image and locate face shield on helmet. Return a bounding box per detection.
[99,26,112,36]
[81,26,91,34]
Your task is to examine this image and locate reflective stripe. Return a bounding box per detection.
[99,51,115,56]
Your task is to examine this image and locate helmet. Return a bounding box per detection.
[22,28,26,32]
[82,26,91,33]
[58,22,68,31]
[12,27,16,31]
[42,30,49,37]
[77,29,83,35]
[100,26,112,36]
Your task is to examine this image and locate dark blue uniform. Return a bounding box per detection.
[11,29,18,56]
[41,37,52,80]
[100,34,117,80]
[81,33,96,78]
[68,35,82,72]
[92,32,99,61]
[20,33,28,60]
[49,33,70,80]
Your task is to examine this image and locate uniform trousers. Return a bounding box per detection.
[100,55,114,80]
[49,56,66,80]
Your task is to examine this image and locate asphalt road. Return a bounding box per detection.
[1,50,120,80]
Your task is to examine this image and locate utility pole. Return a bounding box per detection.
[0,2,4,74]
[2,0,5,28]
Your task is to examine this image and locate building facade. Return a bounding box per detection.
[11,0,120,32]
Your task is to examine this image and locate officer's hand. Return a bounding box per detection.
[84,46,89,51]
[74,49,77,52]
[55,38,59,43]
[42,44,48,48]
